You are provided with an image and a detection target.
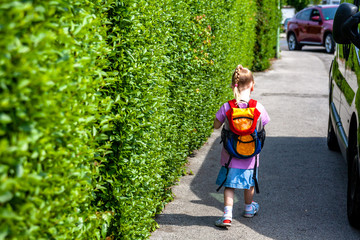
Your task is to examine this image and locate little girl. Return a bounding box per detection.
[214,65,270,227]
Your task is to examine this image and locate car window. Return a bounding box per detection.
[296,9,311,21]
[284,18,290,26]
[311,9,320,17]
[322,7,338,20]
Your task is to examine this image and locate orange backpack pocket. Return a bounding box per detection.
[235,134,256,156]
[232,108,255,130]
[227,107,259,136]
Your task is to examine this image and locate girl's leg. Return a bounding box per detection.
[224,187,235,206]
[215,187,234,227]
[224,187,234,219]
[243,186,259,218]
[244,186,254,204]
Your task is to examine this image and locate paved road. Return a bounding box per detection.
[150,38,360,240]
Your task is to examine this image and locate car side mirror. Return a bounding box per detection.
[311,16,321,22]
[333,2,360,48]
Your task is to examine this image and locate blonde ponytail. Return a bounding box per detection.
[233,85,241,105]
[231,64,254,105]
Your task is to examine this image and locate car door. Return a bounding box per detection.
[295,9,312,42]
[306,9,323,43]
[342,45,358,140]
[331,44,347,131]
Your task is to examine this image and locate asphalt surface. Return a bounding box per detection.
[150,38,360,240]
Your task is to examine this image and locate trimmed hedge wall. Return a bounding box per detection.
[0,0,280,239]
[0,1,112,239]
[253,0,281,71]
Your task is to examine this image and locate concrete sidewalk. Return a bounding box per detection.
[150,49,360,240]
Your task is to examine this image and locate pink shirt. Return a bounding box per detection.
[215,100,270,169]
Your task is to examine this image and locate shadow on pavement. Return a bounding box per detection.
[301,47,328,53]
[153,133,360,239]
[189,136,360,239]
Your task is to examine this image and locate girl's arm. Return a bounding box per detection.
[214,117,222,129]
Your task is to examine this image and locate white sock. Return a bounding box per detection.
[224,206,233,219]
[245,204,252,211]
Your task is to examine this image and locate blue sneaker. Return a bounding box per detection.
[214,217,232,227]
[243,202,259,218]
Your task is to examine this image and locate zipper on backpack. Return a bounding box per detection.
[233,117,253,120]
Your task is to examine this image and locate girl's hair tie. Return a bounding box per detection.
[234,84,238,87]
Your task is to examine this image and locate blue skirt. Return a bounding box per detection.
[216,167,258,189]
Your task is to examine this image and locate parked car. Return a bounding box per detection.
[329,2,360,229]
[283,18,291,32]
[286,5,338,53]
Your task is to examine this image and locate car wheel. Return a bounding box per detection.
[347,141,360,229]
[325,33,335,54]
[327,116,339,151]
[288,33,302,51]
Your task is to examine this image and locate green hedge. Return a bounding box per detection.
[253,0,282,71]
[0,1,113,239]
[0,0,280,239]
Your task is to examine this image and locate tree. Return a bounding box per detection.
[287,0,310,11]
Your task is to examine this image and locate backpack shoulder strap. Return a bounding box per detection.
[248,99,257,108]
[228,99,237,108]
